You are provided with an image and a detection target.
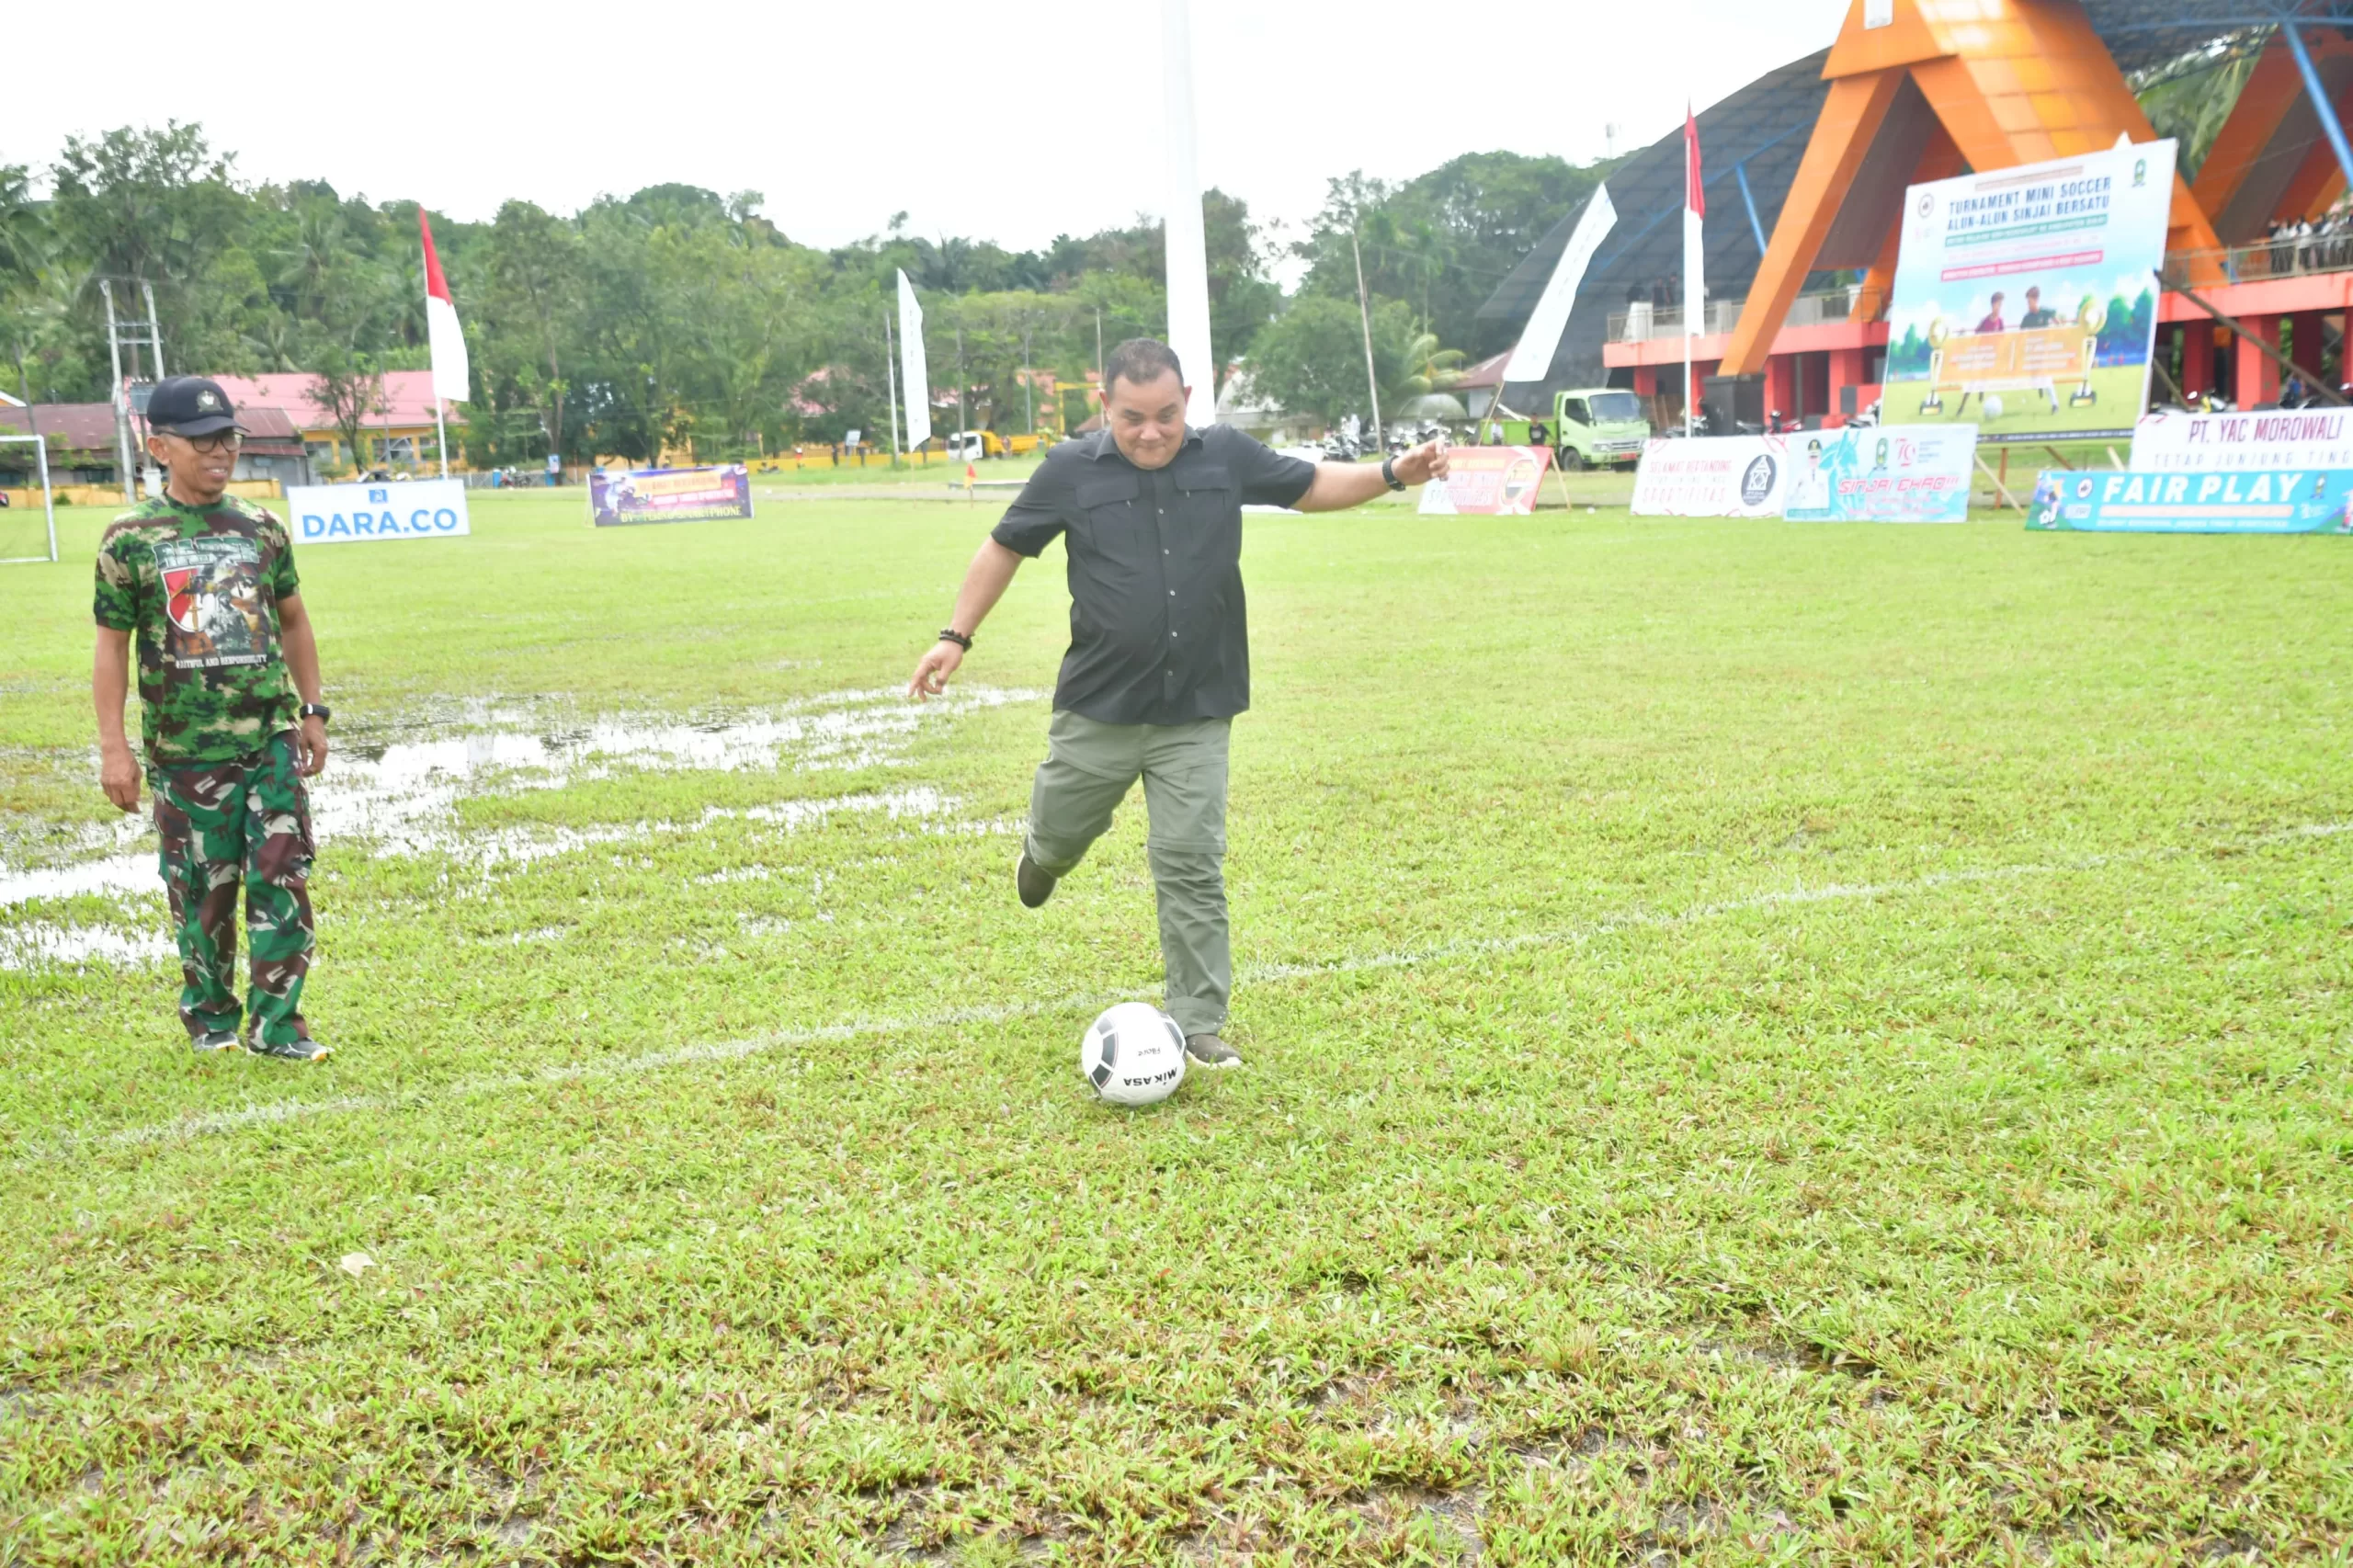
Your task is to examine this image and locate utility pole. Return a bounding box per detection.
[955,324,967,450]
[1021,318,1036,435]
[142,281,166,379]
[101,281,134,506]
[883,309,904,467]
[1351,231,1384,452]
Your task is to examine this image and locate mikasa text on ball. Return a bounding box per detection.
[1082,1002,1188,1107]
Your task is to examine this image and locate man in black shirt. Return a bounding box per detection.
[908,338,1449,1068]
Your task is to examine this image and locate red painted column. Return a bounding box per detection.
[1632,365,1657,398]
[2180,322,2214,400]
[1827,347,1866,426]
[2290,312,2326,390]
[2237,314,2281,407]
[1765,354,1796,422]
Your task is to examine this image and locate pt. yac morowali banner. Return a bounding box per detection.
[1631,435,1789,517]
[1885,140,2175,444]
[2029,468,2353,533]
[1782,424,1978,522]
[1417,446,1553,516]
[285,479,470,545]
[2129,407,2353,472]
[589,464,753,528]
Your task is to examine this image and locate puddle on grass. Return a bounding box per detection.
[0,923,176,969]
[0,687,1039,968]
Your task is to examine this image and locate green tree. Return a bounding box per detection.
[478,201,585,460]
[1246,295,1416,426]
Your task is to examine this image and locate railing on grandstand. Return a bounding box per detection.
[1607,288,1858,344]
[2160,236,2353,288]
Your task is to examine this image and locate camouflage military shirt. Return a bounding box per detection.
[94,494,302,767]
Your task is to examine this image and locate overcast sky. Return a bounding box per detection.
[4,0,1848,253]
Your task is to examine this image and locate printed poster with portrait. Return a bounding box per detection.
[1418,446,1553,516]
[1781,424,1978,523]
[1884,140,2176,443]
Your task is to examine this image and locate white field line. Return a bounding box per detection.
[23,819,2350,1163]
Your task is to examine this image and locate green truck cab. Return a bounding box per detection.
[1487,388,1651,470]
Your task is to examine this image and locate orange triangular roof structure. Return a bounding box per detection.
[1722,0,2225,375]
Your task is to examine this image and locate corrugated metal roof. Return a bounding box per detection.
[1477,49,1834,396]
[0,400,306,455]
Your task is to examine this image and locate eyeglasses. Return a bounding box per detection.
[179,431,244,455]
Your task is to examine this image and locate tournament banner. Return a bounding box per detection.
[1783,424,1977,522]
[2129,407,2353,472]
[1885,140,2176,443]
[1631,435,1789,517]
[589,464,753,528]
[1417,446,1553,515]
[285,479,470,546]
[2028,468,2353,534]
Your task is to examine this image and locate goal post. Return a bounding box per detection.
[0,432,58,564]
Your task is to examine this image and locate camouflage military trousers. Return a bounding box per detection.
[152,733,315,1048]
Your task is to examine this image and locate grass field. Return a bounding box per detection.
[2,485,2349,1564]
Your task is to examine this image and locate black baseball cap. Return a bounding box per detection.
[145,376,245,437]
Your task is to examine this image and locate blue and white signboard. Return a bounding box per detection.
[2028,469,2353,534]
[284,479,471,545]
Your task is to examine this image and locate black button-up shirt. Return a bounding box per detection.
[991,426,1315,726]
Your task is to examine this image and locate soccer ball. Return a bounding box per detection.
[1081,1002,1188,1107]
[1981,393,2006,421]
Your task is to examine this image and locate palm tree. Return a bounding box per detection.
[1388,330,1468,420]
[0,165,46,292]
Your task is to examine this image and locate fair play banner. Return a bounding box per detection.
[1418,446,1553,515]
[1631,435,1789,517]
[285,479,470,545]
[589,464,753,528]
[1884,140,2176,443]
[2129,407,2353,473]
[2029,468,2353,534]
[1782,424,1977,523]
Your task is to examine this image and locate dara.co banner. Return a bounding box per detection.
[1418,445,1553,516]
[1631,435,1790,517]
[284,479,470,545]
[589,464,753,528]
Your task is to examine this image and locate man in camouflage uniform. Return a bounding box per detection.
[93,375,335,1061]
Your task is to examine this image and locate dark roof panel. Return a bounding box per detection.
[1478,48,1833,395]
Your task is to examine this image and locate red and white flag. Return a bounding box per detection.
[1683,107,1705,336]
[420,210,470,404]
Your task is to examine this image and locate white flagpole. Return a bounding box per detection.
[1162,0,1217,426]
[435,398,449,479]
[883,309,904,466]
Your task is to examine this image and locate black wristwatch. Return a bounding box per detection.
[1381,456,1405,492]
[300,702,332,725]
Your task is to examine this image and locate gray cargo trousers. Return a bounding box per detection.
[1025,710,1232,1037]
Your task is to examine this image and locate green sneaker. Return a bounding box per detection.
[1184,1033,1243,1070]
[246,1033,333,1062]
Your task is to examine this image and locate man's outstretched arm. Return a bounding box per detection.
[1291,438,1450,513]
[908,537,1026,699]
